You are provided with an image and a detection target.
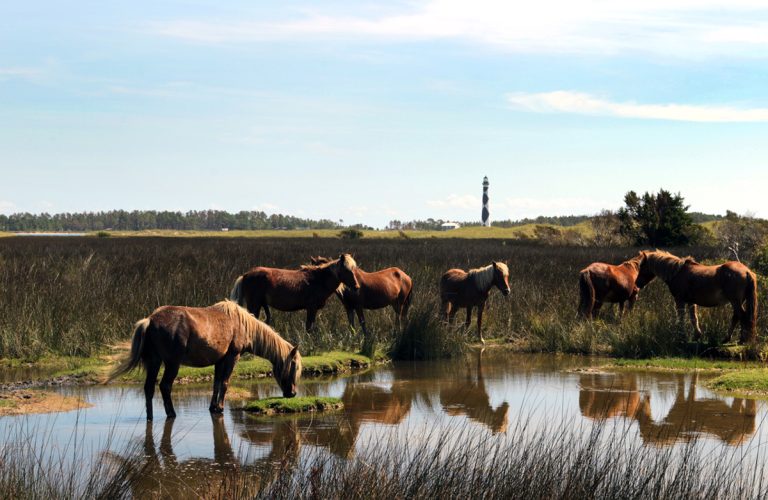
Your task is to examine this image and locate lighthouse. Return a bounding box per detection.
[482,176,490,227]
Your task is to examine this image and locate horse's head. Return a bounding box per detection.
[337,253,360,290]
[276,345,301,398]
[493,262,511,296]
[635,251,656,289]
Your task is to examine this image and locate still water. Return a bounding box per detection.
[1,350,764,495]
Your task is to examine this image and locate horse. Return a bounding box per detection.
[308,256,413,336]
[106,300,302,420]
[230,253,359,332]
[638,250,758,343]
[439,261,510,343]
[578,253,654,320]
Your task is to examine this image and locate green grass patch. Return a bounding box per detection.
[30,351,373,385]
[610,357,764,372]
[241,396,343,415]
[706,369,768,396]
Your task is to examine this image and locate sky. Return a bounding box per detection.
[2,1,768,227]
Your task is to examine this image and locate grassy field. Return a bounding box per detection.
[80,223,595,240]
[0,236,763,361]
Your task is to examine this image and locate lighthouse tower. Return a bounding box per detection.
[482,176,490,227]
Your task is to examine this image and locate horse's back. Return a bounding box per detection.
[147,306,235,366]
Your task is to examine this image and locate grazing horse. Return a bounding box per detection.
[639,250,758,343]
[107,300,301,420]
[578,253,654,320]
[440,262,511,343]
[230,254,359,332]
[308,256,413,335]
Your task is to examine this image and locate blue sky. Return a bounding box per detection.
[2,1,768,227]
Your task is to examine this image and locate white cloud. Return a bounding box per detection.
[0,67,44,82]
[149,0,768,57]
[426,193,478,210]
[507,91,768,122]
[501,196,613,216]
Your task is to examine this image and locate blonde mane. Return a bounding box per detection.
[468,262,508,292]
[643,250,688,282]
[300,254,357,276]
[210,300,302,377]
[621,254,643,271]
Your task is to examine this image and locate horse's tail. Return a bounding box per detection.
[105,318,150,383]
[230,275,245,306]
[745,271,758,342]
[579,270,595,319]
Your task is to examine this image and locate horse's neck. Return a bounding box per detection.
[306,264,339,290]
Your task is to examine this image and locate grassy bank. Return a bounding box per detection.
[0,237,765,361]
[0,350,375,387]
[706,369,768,397]
[240,396,343,415]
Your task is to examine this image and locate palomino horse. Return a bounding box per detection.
[308,256,413,335]
[638,250,758,343]
[578,253,654,320]
[107,300,301,420]
[230,254,359,332]
[440,262,510,343]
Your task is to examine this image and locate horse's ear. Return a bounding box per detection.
[289,345,299,359]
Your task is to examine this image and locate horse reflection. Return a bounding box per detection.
[440,349,509,433]
[579,373,757,445]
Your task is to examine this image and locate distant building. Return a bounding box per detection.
[440,222,461,230]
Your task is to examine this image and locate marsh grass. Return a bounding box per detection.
[0,237,762,360]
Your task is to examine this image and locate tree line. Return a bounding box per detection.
[0,210,341,232]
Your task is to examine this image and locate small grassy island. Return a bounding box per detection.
[241,396,344,415]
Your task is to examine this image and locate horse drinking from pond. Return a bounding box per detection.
[638,250,757,343]
[578,253,654,320]
[308,256,413,335]
[107,300,301,420]
[440,262,510,343]
[230,254,359,332]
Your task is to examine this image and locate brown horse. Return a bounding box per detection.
[440,262,510,343]
[107,300,301,420]
[309,256,413,335]
[639,250,758,343]
[578,253,654,320]
[230,254,359,332]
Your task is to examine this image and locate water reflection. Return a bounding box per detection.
[579,372,757,445]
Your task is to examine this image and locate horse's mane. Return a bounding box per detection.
[643,250,690,281]
[468,262,508,291]
[210,300,302,377]
[301,254,357,274]
[621,254,644,271]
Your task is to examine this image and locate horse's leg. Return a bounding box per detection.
[346,307,356,329]
[442,301,452,324]
[263,304,272,325]
[159,361,180,419]
[448,305,458,325]
[215,353,239,412]
[476,302,486,344]
[728,305,740,343]
[144,354,162,421]
[209,359,223,413]
[674,299,687,337]
[305,308,318,332]
[688,304,702,341]
[617,301,626,321]
[465,306,473,328]
[592,301,603,320]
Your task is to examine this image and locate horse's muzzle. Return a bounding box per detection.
[503,289,511,296]
[284,391,297,398]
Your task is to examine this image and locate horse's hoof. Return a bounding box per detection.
[166,413,176,419]
[209,407,223,414]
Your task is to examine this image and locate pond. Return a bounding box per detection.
[1,350,764,496]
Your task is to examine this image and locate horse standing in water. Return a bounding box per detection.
[638,250,758,343]
[440,262,511,343]
[308,256,413,334]
[107,300,302,420]
[230,254,359,332]
[578,253,655,320]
